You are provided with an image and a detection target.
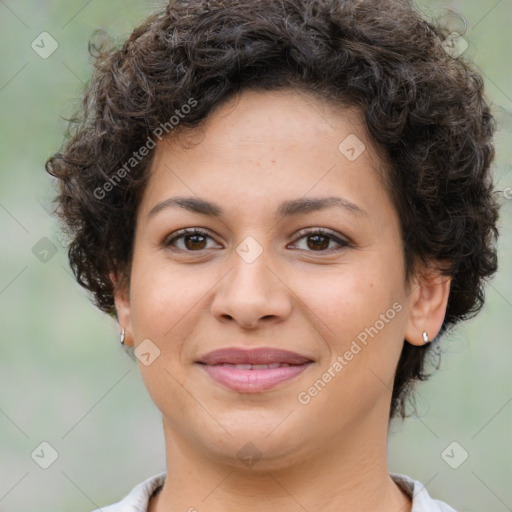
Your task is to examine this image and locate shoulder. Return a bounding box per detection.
[391,473,458,512]
[89,472,166,512]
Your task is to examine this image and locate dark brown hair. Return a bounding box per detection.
[45,0,500,420]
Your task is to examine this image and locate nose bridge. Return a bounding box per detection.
[211,233,292,327]
[235,238,271,286]
[229,233,278,298]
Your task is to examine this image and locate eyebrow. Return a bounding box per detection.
[147,195,366,220]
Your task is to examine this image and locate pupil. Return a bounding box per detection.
[186,234,206,250]
[308,235,328,250]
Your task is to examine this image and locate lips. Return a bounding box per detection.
[196,347,314,392]
[197,347,312,365]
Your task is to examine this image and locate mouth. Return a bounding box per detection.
[196,347,314,393]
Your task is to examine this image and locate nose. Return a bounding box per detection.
[210,247,293,330]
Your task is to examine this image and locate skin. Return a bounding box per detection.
[113,88,451,512]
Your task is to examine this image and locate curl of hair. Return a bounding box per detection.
[46,0,500,420]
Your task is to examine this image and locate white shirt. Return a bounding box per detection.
[90,472,457,511]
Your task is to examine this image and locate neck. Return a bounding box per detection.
[149,409,411,512]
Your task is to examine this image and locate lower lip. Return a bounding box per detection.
[199,363,312,392]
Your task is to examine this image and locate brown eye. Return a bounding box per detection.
[291,228,350,253]
[165,229,218,251]
[305,234,330,251]
[164,227,350,254]
[182,233,208,250]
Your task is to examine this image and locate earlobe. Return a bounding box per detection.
[110,271,134,347]
[404,267,451,347]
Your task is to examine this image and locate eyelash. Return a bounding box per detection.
[163,227,351,254]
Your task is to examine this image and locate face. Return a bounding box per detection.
[114,88,448,470]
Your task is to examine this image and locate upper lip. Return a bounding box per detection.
[197,347,313,365]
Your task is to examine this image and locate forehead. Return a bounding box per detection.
[139,88,390,220]
[164,89,372,162]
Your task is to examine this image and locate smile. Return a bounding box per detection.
[196,347,314,393]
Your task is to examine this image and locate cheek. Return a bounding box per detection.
[297,261,401,344]
[298,256,407,394]
[128,251,187,341]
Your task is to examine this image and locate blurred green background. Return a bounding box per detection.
[0,1,510,510]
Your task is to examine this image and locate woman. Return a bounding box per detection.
[45,0,500,510]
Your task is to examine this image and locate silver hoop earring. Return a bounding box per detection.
[120,328,126,345]
[422,330,430,344]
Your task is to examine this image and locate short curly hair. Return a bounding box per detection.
[46,0,500,420]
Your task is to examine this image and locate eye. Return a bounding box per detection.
[289,228,351,253]
[164,227,351,253]
[164,228,219,252]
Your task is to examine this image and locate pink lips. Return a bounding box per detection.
[196,347,313,392]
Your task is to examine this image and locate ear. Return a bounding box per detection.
[404,264,452,346]
[110,271,134,347]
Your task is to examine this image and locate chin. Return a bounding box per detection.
[214,436,309,473]
[197,415,312,471]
